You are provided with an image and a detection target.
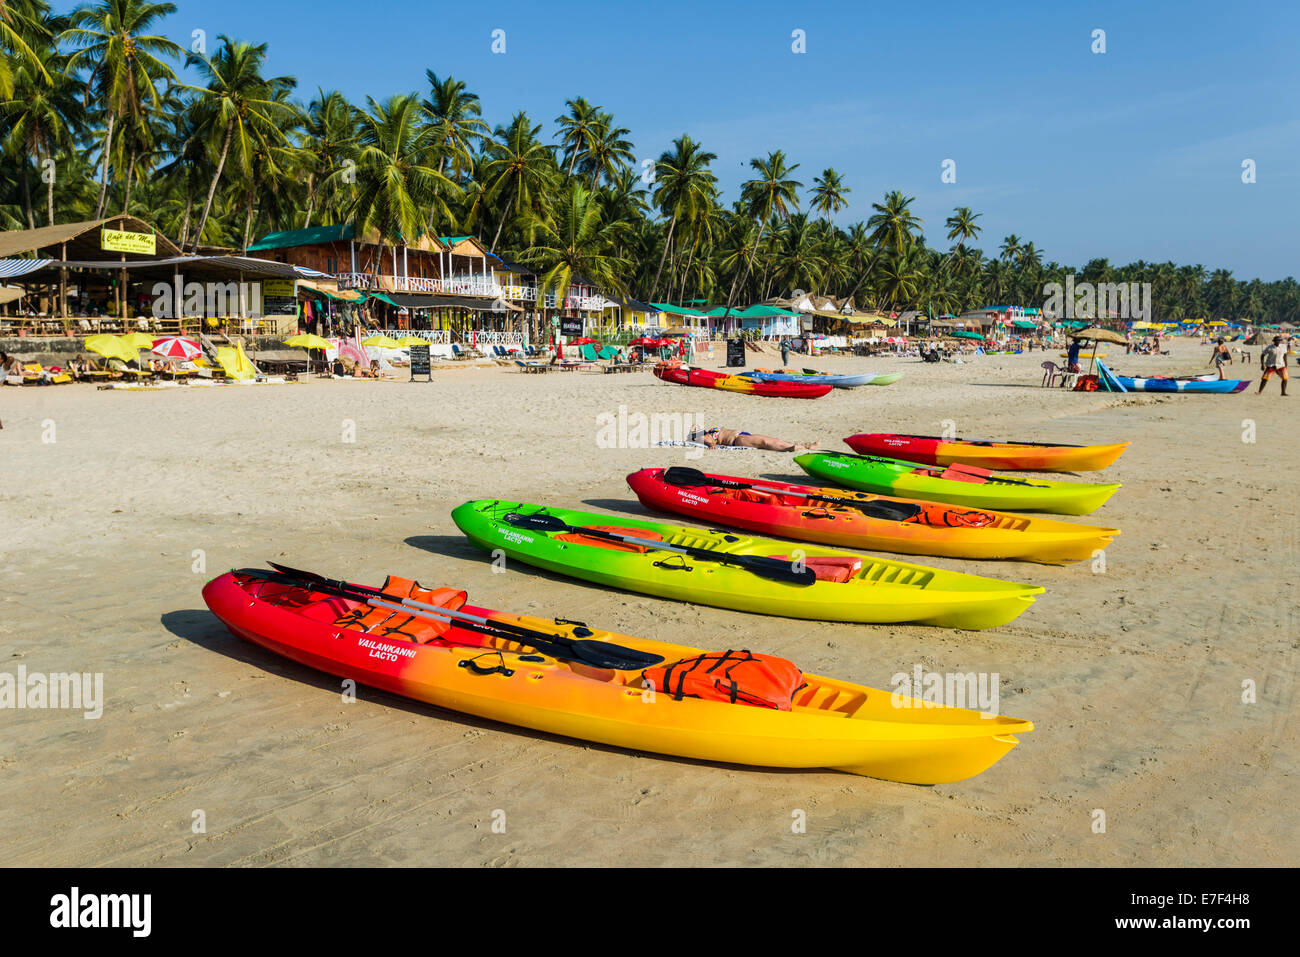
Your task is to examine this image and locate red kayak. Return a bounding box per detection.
[654,362,832,398]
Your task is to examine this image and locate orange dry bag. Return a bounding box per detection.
[643,650,806,710]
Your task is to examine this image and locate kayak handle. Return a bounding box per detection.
[653,560,694,572]
[458,652,515,677]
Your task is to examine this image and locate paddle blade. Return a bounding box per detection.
[663,466,712,487]
[733,555,817,586]
[503,511,569,532]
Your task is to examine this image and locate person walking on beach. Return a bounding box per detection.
[780,338,790,366]
[1258,336,1290,396]
[1210,338,1233,379]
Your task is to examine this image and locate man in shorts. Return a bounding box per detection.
[1258,336,1290,396]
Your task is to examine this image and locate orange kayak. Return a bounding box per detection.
[202,569,1033,784]
[844,434,1130,472]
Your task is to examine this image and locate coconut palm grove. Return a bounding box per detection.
[2,0,1296,323]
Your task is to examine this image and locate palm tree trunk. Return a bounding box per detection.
[490,180,518,252]
[42,134,55,225]
[303,174,316,229]
[649,213,678,302]
[192,119,234,251]
[21,157,34,230]
[179,185,193,249]
[94,113,115,220]
[122,148,135,214]
[242,185,257,253]
[723,216,769,314]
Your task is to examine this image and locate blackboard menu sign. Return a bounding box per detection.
[726,337,746,367]
[409,344,431,381]
[261,279,298,316]
[561,315,584,337]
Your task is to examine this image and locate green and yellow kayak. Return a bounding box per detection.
[452,500,1044,630]
[795,452,1120,515]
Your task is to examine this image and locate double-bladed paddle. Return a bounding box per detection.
[250,564,664,670]
[500,512,817,586]
[661,466,924,522]
[828,452,1046,488]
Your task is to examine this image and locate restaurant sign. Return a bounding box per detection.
[101,228,157,255]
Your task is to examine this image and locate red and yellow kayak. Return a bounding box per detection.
[627,468,1118,564]
[654,361,832,398]
[202,570,1032,784]
[844,433,1130,472]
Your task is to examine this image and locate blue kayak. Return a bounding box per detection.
[1096,361,1250,394]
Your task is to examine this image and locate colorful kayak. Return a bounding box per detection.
[627,467,1119,564]
[843,433,1130,472]
[740,369,879,388]
[865,372,904,386]
[653,362,832,398]
[794,452,1120,515]
[203,569,1032,783]
[452,499,1044,629]
[1105,373,1250,394]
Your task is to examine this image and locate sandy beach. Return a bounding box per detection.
[2,337,1295,867]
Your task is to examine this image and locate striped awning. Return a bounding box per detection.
[0,258,54,278]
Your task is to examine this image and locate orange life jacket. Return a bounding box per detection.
[643,650,806,711]
[907,505,997,528]
[333,576,467,644]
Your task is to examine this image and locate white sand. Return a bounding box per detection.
[1,338,1294,866]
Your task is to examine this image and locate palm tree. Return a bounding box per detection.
[648,134,717,301]
[482,111,557,251]
[554,97,601,179]
[520,181,629,303]
[0,21,77,226]
[61,0,181,218]
[809,167,849,221]
[942,205,981,271]
[334,93,459,266]
[843,189,921,304]
[722,149,801,313]
[298,88,358,228]
[183,35,296,250]
[999,234,1022,263]
[0,0,52,98]
[579,114,634,190]
[421,71,486,182]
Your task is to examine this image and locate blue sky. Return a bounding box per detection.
[63,0,1300,279]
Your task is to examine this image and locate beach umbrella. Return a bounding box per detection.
[396,335,432,347]
[1067,326,1128,374]
[951,330,984,341]
[285,333,331,371]
[151,335,202,361]
[84,334,137,364]
[362,334,402,348]
[568,337,599,346]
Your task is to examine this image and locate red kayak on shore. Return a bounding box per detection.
[654,362,832,398]
[843,433,1130,472]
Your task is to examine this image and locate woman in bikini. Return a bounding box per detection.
[687,427,816,451]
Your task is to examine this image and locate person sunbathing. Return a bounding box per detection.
[687,427,816,451]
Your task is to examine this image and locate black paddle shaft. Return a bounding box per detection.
[501,513,817,586]
[661,467,923,521]
[250,566,663,670]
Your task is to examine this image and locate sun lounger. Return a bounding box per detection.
[514,359,552,374]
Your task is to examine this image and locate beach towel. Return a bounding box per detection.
[653,440,755,451]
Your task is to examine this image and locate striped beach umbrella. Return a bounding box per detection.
[151,336,202,360]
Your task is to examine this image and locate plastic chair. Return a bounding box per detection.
[1040,361,1060,387]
